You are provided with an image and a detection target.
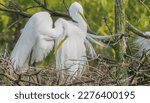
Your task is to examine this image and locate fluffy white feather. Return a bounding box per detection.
[55,18,87,79]
[70,2,109,59]
[10,12,58,71]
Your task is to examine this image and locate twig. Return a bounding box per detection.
[0,73,24,85]
[43,0,47,7]
[66,80,95,86]
[9,0,23,12]
[0,2,8,8]
[24,5,42,11]
[103,17,113,35]
[33,0,69,18]
[20,79,41,86]
[139,0,150,13]
[63,0,69,13]
[7,19,22,29]
[126,21,150,39]
[0,8,31,17]
[129,51,147,85]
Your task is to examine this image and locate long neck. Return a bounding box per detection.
[76,15,87,32]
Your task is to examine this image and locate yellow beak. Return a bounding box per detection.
[54,35,68,54]
[54,13,90,54]
[79,12,91,31]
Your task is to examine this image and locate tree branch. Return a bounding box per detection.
[0,8,31,17]
[33,0,69,18]
[139,0,150,13]
[0,2,8,8]
[129,50,147,85]
[63,0,69,13]
[126,21,150,39]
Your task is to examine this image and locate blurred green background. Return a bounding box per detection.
[0,0,149,66]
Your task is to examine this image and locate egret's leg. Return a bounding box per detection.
[28,49,33,86]
[34,62,40,84]
[56,71,60,85]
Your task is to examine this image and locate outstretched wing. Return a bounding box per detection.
[10,12,54,70]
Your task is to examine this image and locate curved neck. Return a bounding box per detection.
[77,15,87,32]
[71,13,87,32]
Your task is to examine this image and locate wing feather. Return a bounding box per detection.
[10,12,54,70]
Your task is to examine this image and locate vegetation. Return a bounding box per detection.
[0,0,150,85]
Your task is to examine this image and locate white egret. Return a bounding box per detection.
[55,2,109,81]
[10,12,60,72]
[69,2,109,58]
[136,32,150,55]
[54,18,87,81]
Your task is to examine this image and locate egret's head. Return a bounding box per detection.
[69,2,91,31]
[69,2,84,22]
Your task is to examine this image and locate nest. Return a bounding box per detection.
[0,51,150,86]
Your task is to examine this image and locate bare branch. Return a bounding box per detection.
[103,17,113,35]
[24,6,42,11]
[66,80,95,86]
[63,0,69,13]
[0,8,31,17]
[129,50,147,85]
[9,0,23,12]
[139,0,150,13]
[0,2,8,8]
[33,0,69,18]
[126,21,150,39]
[7,19,22,29]
[43,0,48,7]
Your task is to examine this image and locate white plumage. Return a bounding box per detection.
[136,32,150,55]
[11,2,109,80]
[55,18,87,80]
[69,2,109,58]
[55,2,109,80]
[10,12,58,72]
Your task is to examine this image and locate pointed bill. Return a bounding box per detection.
[54,35,68,54]
[79,12,91,31]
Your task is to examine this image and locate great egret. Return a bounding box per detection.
[69,2,109,58]
[55,2,109,81]
[136,32,150,55]
[54,18,87,81]
[10,12,60,72]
